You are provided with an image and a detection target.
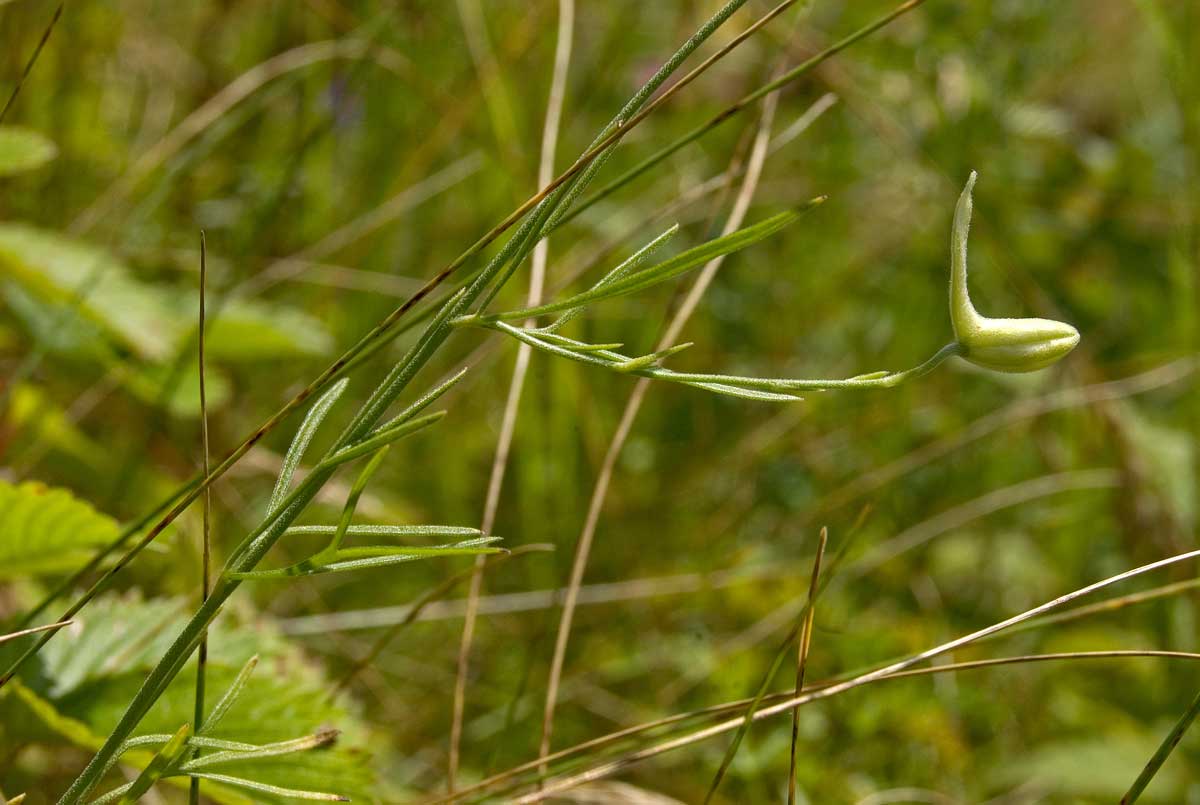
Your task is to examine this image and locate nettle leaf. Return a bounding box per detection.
[0,224,181,360]
[204,300,335,362]
[0,126,57,177]
[0,480,120,578]
[4,593,381,803]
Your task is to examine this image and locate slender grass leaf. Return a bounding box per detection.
[185,774,347,801]
[494,205,819,320]
[322,410,446,468]
[229,537,504,580]
[111,723,191,804]
[326,447,389,553]
[200,656,258,736]
[284,524,483,539]
[267,378,349,518]
[183,729,339,771]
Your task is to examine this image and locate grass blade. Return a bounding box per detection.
[267,377,349,517]
[493,207,813,320]
[200,655,258,735]
[112,723,190,805]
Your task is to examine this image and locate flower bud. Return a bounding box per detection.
[949,171,1080,373]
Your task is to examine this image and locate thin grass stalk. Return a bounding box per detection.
[549,0,927,231]
[426,650,1200,804]
[0,1,63,124]
[449,0,575,791]
[0,621,71,645]
[4,0,768,690]
[787,526,826,805]
[515,548,1200,801]
[188,233,212,805]
[51,5,765,798]
[1122,690,1200,802]
[538,60,785,774]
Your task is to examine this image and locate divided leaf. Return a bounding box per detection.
[1,593,381,803]
[0,481,121,578]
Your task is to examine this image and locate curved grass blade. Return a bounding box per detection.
[540,224,680,332]
[229,537,504,580]
[327,447,390,553]
[267,378,349,518]
[184,773,347,801]
[322,410,446,469]
[109,723,190,805]
[181,729,339,771]
[285,524,484,540]
[200,655,258,735]
[491,205,817,320]
[376,366,469,431]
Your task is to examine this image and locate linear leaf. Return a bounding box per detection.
[111,723,191,804]
[229,537,504,580]
[494,205,818,320]
[267,378,349,518]
[322,410,446,468]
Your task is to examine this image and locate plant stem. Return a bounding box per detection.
[1122,688,1200,803]
[189,232,212,805]
[54,4,759,798]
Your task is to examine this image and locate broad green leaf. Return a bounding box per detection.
[0,480,120,578]
[204,300,335,362]
[1,593,382,803]
[0,224,180,360]
[0,126,57,177]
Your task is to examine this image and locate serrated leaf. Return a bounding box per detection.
[3,593,381,803]
[0,480,121,578]
[0,126,57,177]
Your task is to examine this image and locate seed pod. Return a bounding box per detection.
[950,171,1080,372]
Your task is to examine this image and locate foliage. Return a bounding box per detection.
[1,1,1197,803]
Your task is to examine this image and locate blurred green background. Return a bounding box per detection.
[1,0,1198,801]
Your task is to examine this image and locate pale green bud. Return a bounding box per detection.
[949,171,1080,373]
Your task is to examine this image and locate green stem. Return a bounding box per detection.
[547,0,929,232]
[54,5,756,799]
[1122,688,1200,803]
[485,320,964,395]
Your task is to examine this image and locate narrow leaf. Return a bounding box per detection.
[614,342,693,372]
[182,728,339,770]
[267,378,349,517]
[495,204,819,320]
[322,410,446,468]
[543,224,679,331]
[113,723,191,804]
[285,524,484,539]
[375,365,468,432]
[185,773,347,801]
[327,447,390,553]
[200,655,258,735]
[229,537,504,580]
